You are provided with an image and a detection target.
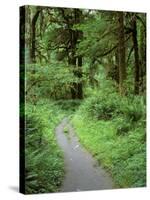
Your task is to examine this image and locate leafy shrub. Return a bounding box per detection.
[25,101,64,194]
[82,85,121,120]
[81,85,146,136]
[120,96,146,122]
[115,95,146,135]
[115,118,132,135]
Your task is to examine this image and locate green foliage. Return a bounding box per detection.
[72,86,146,188]
[75,14,116,60]
[80,82,118,120]
[26,62,84,101]
[82,83,145,134]
[54,99,81,113]
[86,94,120,120]
[115,117,132,135]
[120,95,146,122]
[25,100,65,194]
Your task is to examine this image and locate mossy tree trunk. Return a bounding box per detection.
[139,17,146,93]
[31,7,41,63]
[118,12,126,95]
[132,15,140,95]
[69,9,83,99]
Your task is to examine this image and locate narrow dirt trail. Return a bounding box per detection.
[55,118,113,192]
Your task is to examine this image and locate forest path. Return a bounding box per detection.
[55,118,113,192]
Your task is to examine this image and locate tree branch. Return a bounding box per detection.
[127,45,134,64]
[26,79,49,95]
[95,34,131,60]
[136,14,146,29]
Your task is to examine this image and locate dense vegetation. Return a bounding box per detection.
[20,6,146,193]
[24,101,65,193]
[72,81,146,187]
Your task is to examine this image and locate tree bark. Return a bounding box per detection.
[132,15,140,95]
[69,9,83,99]
[139,20,146,93]
[115,48,120,84]
[77,56,83,99]
[31,7,41,63]
[69,55,77,99]
[75,9,83,99]
[118,12,126,95]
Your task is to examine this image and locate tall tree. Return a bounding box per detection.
[31,7,41,63]
[132,14,140,95]
[75,9,83,99]
[60,8,83,99]
[139,14,146,93]
[118,12,126,95]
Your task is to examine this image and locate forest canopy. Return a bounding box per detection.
[22,6,146,100]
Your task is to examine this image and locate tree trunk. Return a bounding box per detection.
[77,56,83,99]
[69,9,83,99]
[118,12,126,95]
[75,9,83,99]
[132,15,140,95]
[89,59,96,87]
[69,55,77,99]
[139,21,146,93]
[31,7,40,63]
[115,48,120,84]
[70,27,78,99]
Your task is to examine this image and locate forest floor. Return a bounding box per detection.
[55,118,114,192]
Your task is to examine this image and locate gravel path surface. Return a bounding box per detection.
[55,118,113,192]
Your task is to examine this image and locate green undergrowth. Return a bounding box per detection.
[25,100,65,194]
[54,99,82,116]
[72,88,146,188]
